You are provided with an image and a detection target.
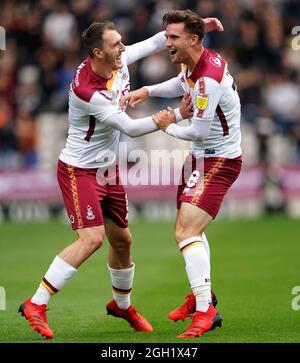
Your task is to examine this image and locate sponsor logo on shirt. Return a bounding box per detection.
[120,71,128,80]
[74,60,86,87]
[195,92,208,117]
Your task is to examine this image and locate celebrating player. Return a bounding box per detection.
[121,9,242,338]
[18,17,223,339]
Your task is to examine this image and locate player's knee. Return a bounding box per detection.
[175,226,196,245]
[79,227,105,253]
[84,235,103,252]
[175,228,186,245]
[88,235,103,252]
[118,233,132,251]
[111,231,132,252]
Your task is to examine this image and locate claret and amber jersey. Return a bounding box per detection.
[59,32,166,169]
[146,48,242,159]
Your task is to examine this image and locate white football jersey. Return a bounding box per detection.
[59,55,129,168]
[59,33,165,168]
[179,48,241,158]
[147,48,242,159]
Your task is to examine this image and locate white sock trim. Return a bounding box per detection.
[107,262,135,274]
[180,238,211,288]
[107,263,135,291]
[44,255,77,291]
[178,236,203,250]
[53,256,77,274]
[202,232,210,260]
[108,263,135,309]
[31,256,77,305]
[31,284,51,305]
[193,285,211,312]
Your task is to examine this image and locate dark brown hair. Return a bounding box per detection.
[162,9,204,41]
[82,21,115,57]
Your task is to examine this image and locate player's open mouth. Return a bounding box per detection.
[170,49,177,56]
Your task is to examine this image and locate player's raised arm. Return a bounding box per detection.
[203,17,223,33]
[124,32,166,65]
[124,17,223,65]
[119,74,184,108]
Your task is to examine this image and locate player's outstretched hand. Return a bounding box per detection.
[180,92,193,119]
[153,107,176,131]
[203,17,224,32]
[119,87,149,108]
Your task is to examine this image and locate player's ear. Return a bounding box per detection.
[93,47,104,59]
[190,34,199,46]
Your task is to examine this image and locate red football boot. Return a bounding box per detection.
[168,292,196,321]
[168,291,218,322]
[177,304,222,338]
[18,298,54,339]
[106,299,153,332]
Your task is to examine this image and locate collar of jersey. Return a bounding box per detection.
[186,48,208,83]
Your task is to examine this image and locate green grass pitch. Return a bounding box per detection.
[0,216,300,343]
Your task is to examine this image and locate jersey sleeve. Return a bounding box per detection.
[89,92,185,137]
[102,107,182,138]
[145,73,185,98]
[88,91,157,137]
[102,112,158,138]
[88,91,121,122]
[165,77,222,141]
[124,32,166,65]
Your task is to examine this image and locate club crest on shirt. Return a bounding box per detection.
[86,205,95,220]
[209,56,222,68]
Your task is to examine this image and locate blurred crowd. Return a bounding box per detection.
[0,0,300,170]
